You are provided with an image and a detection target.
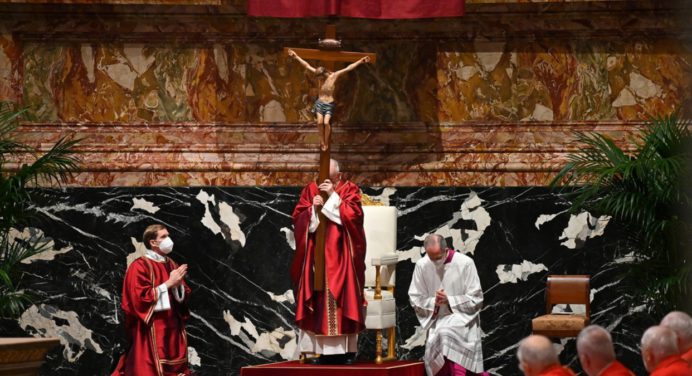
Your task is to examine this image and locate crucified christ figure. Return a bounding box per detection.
[287,48,370,151]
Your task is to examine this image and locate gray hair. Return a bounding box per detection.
[330,158,340,173]
[423,234,447,251]
[641,326,679,364]
[660,311,692,348]
[577,325,615,364]
[517,335,558,371]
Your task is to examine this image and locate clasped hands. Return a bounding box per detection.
[435,289,448,307]
[165,264,188,289]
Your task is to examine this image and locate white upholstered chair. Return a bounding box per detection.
[362,205,399,364]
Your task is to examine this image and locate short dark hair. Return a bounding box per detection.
[143,224,166,250]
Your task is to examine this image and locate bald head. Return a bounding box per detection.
[517,335,559,376]
[424,234,448,261]
[641,325,679,372]
[660,311,692,353]
[577,325,616,376]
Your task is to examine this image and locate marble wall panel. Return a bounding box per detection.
[0,1,687,187]
[0,186,654,375]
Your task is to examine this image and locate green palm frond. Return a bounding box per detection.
[11,136,82,187]
[551,113,691,313]
[0,104,28,165]
[0,101,82,318]
[0,269,12,290]
[0,228,55,318]
[0,289,32,318]
[0,231,53,272]
[0,102,25,134]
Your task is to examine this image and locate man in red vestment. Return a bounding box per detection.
[641,326,691,376]
[661,311,692,364]
[577,325,634,376]
[517,335,577,376]
[112,224,193,376]
[292,159,366,364]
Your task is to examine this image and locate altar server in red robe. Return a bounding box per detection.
[112,224,193,376]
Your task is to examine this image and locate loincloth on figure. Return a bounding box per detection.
[312,99,335,116]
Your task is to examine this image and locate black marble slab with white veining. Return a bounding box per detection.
[0,186,654,375]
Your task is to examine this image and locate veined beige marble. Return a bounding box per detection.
[0,1,689,186]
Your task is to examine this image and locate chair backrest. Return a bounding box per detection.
[546,275,590,317]
[363,206,397,288]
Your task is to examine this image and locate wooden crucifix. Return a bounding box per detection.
[285,25,376,291]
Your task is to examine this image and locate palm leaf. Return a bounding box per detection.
[0,289,32,318]
[0,269,12,289]
[10,136,82,187]
[0,102,82,318]
[551,114,691,313]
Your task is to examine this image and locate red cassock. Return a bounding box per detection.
[650,355,692,376]
[539,365,577,376]
[600,361,634,376]
[291,180,367,336]
[683,348,692,364]
[112,257,193,376]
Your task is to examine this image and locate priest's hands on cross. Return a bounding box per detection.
[319,179,335,196]
[312,179,334,207]
[165,264,188,289]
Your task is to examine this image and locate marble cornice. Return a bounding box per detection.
[8,120,648,183]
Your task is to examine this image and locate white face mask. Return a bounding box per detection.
[157,237,174,254]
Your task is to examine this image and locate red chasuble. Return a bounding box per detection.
[112,256,192,376]
[291,179,367,336]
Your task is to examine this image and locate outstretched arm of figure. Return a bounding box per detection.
[334,56,370,76]
[287,49,317,73]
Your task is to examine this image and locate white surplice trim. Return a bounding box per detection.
[153,283,171,312]
[309,205,319,233]
[172,284,185,303]
[298,330,358,355]
[321,192,342,225]
[144,249,166,263]
[308,192,342,233]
